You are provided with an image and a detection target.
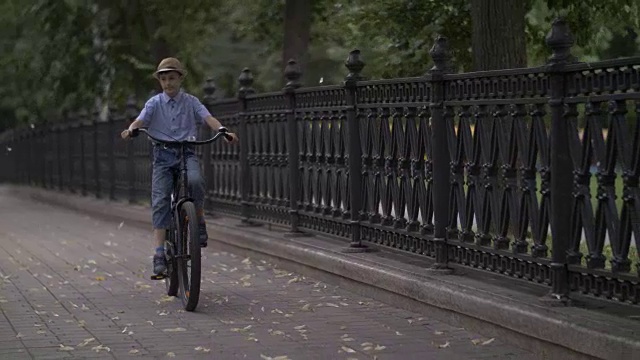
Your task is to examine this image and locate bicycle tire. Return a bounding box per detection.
[177,201,201,311]
[164,230,179,296]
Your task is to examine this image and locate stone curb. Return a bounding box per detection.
[17,185,640,360]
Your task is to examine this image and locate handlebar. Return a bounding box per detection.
[130,127,233,145]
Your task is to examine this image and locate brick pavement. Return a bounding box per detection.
[0,186,537,359]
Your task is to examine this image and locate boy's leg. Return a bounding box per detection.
[185,152,208,247]
[151,148,175,273]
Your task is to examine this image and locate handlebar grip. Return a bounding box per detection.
[130,128,140,137]
[218,127,233,141]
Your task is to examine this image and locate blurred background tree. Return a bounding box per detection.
[0,0,638,132]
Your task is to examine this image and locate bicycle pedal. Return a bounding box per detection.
[150,274,167,280]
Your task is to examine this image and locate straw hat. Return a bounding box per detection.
[154,57,188,78]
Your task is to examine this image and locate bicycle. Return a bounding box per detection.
[129,126,232,311]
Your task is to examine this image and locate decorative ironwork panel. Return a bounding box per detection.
[246,94,289,224]
[246,92,288,112]
[444,68,553,284]
[57,127,71,190]
[132,134,151,203]
[298,104,349,230]
[444,68,549,101]
[112,118,129,200]
[563,59,640,303]
[358,77,430,105]
[356,79,435,255]
[82,124,95,194]
[296,86,347,109]
[96,122,111,197]
[205,99,241,216]
[565,58,640,97]
[70,125,83,192]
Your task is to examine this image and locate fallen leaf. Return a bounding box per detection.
[118,221,124,229]
[438,341,450,349]
[325,303,339,308]
[166,352,176,357]
[260,355,291,360]
[163,327,186,332]
[341,346,356,353]
[395,331,403,336]
[95,276,105,281]
[194,346,211,352]
[294,325,306,330]
[481,338,495,345]
[77,338,95,347]
[129,349,139,354]
[92,344,111,352]
[58,344,74,351]
[230,325,253,333]
[374,345,386,351]
[16,332,23,338]
[341,334,355,342]
[434,331,444,335]
[146,321,154,326]
[301,304,313,312]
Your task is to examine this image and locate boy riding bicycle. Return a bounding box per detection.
[121,57,238,275]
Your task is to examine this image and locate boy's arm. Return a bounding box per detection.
[203,115,224,132]
[204,115,239,142]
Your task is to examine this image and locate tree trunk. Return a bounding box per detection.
[471,0,527,71]
[282,0,311,83]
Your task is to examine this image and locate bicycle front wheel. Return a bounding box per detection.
[177,201,201,311]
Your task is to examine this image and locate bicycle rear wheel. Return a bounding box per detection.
[177,201,201,311]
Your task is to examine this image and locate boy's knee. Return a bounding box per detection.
[188,173,204,189]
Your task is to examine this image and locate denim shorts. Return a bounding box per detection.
[151,146,205,229]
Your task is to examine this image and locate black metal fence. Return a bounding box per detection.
[1,18,639,305]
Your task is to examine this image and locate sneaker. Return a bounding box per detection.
[199,223,208,248]
[153,254,167,275]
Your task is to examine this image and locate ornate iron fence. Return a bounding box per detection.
[1,18,638,305]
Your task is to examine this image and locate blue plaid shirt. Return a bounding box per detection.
[137,90,211,142]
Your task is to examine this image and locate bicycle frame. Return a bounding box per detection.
[131,126,232,256]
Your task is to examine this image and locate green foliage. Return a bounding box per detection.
[1,0,640,133]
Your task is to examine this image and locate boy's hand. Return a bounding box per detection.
[225,132,239,143]
[121,129,132,140]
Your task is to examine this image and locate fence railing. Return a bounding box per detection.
[1,18,638,305]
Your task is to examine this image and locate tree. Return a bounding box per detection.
[282,0,312,78]
[471,0,527,70]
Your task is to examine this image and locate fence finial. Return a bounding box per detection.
[545,17,577,65]
[284,59,302,90]
[345,49,365,83]
[429,35,452,73]
[203,78,217,105]
[238,68,255,97]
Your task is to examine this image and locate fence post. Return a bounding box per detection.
[237,68,259,226]
[56,124,63,190]
[126,95,138,204]
[545,17,576,305]
[428,36,453,270]
[68,112,77,192]
[93,108,101,198]
[282,59,305,236]
[342,49,370,252]
[202,78,217,213]
[79,108,88,196]
[108,105,117,200]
